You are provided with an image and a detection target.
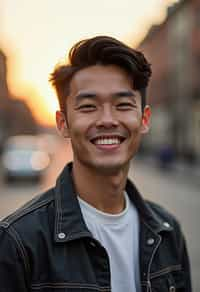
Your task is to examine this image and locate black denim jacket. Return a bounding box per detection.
[0,163,192,291]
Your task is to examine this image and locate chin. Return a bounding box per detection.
[90,160,130,175]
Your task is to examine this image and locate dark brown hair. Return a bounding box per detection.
[50,36,152,112]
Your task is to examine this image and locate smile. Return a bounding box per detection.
[91,135,125,146]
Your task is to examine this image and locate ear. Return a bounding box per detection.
[56,110,70,138]
[141,105,151,134]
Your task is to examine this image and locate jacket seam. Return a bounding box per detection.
[31,282,110,290]
[4,226,31,285]
[55,187,62,235]
[58,186,62,234]
[142,218,159,236]
[65,231,92,241]
[3,197,53,226]
[142,220,162,290]
[8,226,31,275]
[150,264,182,279]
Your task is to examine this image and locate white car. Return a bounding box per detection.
[1,135,50,183]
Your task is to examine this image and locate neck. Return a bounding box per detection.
[72,161,129,214]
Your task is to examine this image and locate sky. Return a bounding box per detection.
[0,0,178,126]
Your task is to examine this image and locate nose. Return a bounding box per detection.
[96,105,119,128]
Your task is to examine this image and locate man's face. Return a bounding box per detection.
[56,65,151,174]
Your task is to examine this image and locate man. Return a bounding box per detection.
[0,36,192,291]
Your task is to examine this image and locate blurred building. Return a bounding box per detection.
[0,50,9,98]
[138,0,200,163]
[0,49,37,151]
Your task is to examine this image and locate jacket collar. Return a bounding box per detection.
[54,163,172,243]
[126,179,173,233]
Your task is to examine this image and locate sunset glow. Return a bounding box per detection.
[1,0,178,126]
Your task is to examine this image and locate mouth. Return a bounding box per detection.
[90,135,126,146]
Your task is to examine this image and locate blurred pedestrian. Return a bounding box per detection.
[0,36,192,291]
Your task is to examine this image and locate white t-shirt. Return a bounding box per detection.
[78,192,141,292]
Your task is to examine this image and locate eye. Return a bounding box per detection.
[116,102,136,110]
[77,104,97,112]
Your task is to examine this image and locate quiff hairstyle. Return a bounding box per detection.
[50,36,152,112]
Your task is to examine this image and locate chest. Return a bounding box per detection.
[28,231,185,292]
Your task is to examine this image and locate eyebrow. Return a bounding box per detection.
[75,90,136,101]
[75,92,97,101]
[113,90,136,98]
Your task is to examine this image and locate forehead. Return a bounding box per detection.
[69,65,133,93]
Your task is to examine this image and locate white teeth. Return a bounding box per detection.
[94,138,121,145]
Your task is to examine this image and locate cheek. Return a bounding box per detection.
[123,115,142,131]
[68,118,90,139]
[69,113,97,133]
[69,123,82,137]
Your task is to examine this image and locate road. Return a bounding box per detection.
[0,140,199,291]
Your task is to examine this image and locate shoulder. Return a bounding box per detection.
[145,200,180,227]
[0,187,55,243]
[0,189,54,279]
[145,200,185,247]
[127,177,182,233]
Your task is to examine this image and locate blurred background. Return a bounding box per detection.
[0,0,199,290]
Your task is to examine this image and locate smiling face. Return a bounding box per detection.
[56,65,151,175]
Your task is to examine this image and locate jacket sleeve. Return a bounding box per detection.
[0,226,29,292]
[181,235,192,292]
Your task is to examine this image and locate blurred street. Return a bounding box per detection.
[130,159,200,292]
[0,140,199,291]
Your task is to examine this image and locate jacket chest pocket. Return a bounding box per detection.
[150,271,185,292]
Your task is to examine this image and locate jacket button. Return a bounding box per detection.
[147,238,155,245]
[163,222,170,228]
[169,286,176,292]
[58,232,66,239]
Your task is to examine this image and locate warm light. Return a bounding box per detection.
[1,0,178,126]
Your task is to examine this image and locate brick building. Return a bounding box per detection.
[0,49,37,150]
[138,0,200,162]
